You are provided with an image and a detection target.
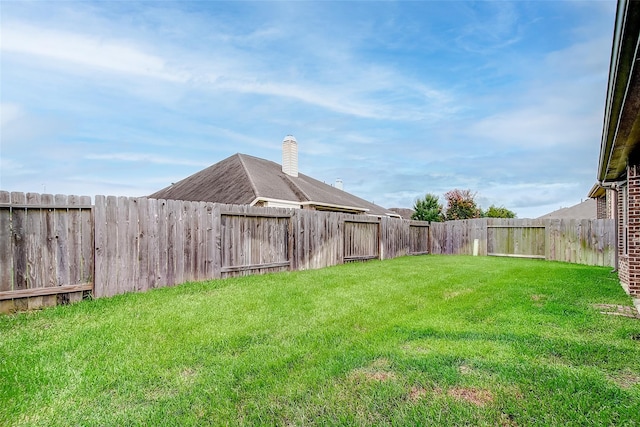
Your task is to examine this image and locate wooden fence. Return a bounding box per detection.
[430,218,615,266]
[0,191,616,313]
[0,192,93,313]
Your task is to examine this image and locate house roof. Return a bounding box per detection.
[537,199,596,220]
[388,208,414,220]
[149,153,398,217]
[595,0,640,184]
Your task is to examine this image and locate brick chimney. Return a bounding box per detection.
[282,135,298,177]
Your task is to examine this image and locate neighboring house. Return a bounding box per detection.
[389,208,414,220]
[589,0,640,297]
[537,199,596,220]
[150,135,400,218]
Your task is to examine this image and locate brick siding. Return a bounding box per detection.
[596,196,607,219]
[625,164,640,296]
[618,182,629,293]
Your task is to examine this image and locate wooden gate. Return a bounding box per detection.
[409,223,430,255]
[343,219,380,262]
[0,192,94,311]
[220,209,292,276]
[487,225,546,259]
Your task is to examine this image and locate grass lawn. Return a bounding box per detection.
[1,255,639,426]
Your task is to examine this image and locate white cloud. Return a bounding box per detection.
[470,108,600,148]
[1,19,454,122]
[0,103,23,127]
[1,23,188,82]
[455,2,522,54]
[466,30,609,150]
[85,153,209,167]
[0,157,37,178]
[0,103,70,148]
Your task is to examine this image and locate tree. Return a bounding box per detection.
[444,189,481,220]
[483,205,517,218]
[411,193,444,222]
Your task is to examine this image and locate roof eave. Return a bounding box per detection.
[598,0,640,182]
[588,183,606,199]
[300,201,369,214]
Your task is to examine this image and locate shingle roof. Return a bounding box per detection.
[389,208,414,220]
[536,199,596,220]
[149,153,397,217]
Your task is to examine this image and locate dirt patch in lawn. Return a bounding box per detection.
[531,294,547,307]
[592,304,640,319]
[348,358,396,383]
[443,288,474,300]
[610,370,640,389]
[447,387,494,406]
[408,386,429,402]
[459,364,474,375]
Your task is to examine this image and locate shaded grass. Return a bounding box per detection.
[1,256,639,426]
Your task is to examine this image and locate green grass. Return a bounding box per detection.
[1,255,639,426]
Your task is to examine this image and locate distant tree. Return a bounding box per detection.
[444,189,481,220]
[411,193,444,222]
[483,205,517,218]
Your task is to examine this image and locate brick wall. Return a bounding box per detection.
[625,164,640,296]
[607,189,615,219]
[618,182,629,292]
[596,196,607,219]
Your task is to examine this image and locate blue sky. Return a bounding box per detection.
[1,1,616,218]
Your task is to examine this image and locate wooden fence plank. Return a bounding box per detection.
[40,194,59,307]
[129,198,140,293]
[11,193,28,311]
[0,191,12,294]
[53,194,70,288]
[25,193,44,309]
[147,198,159,289]
[137,197,149,292]
[80,196,93,293]
[0,192,13,313]
[212,204,222,279]
[194,201,203,281]
[203,203,214,279]
[174,199,185,285]
[196,202,206,281]
[181,201,192,283]
[104,196,119,297]
[159,199,170,287]
[67,195,81,290]
[66,195,84,304]
[115,197,128,295]
[54,194,71,305]
[25,193,43,289]
[41,194,58,295]
[94,196,107,298]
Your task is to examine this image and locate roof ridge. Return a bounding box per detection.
[282,173,312,202]
[236,154,259,199]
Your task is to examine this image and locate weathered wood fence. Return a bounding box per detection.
[430,218,615,266]
[1,192,429,311]
[1,191,616,313]
[0,192,93,313]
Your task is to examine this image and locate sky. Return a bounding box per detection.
[0,0,617,218]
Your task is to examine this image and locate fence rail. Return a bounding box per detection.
[1,191,615,314]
